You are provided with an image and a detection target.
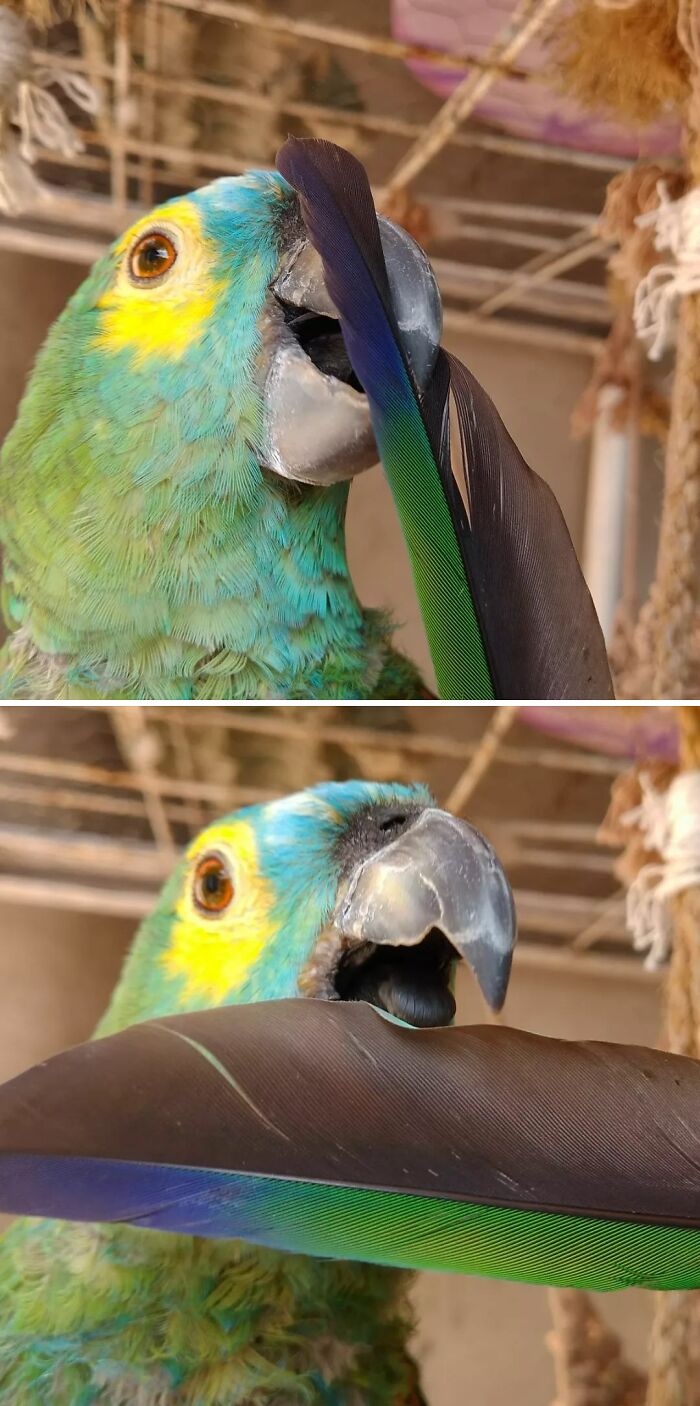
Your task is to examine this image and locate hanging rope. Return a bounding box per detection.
[594,716,700,1406]
[634,183,700,359]
[547,1287,645,1406]
[0,5,98,214]
[558,4,700,697]
[623,769,700,967]
[546,716,700,1406]
[627,0,700,698]
[570,166,676,697]
[644,708,700,1406]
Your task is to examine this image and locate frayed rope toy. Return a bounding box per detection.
[623,770,700,968]
[0,5,97,213]
[634,180,700,360]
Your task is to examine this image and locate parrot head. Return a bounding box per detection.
[29,171,440,488]
[103,780,515,1036]
[0,169,441,695]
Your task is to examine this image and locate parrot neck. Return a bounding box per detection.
[0,465,397,699]
[0,1218,418,1405]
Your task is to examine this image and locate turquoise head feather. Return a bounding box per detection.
[4,781,499,1406]
[1,139,615,702]
[5,781,700,1406]
[0,175,433,701]
[98,778,513,1034]
[3,784,700,1298]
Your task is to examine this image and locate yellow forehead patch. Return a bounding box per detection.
[162,820,276,1004]
[95,199,223,365]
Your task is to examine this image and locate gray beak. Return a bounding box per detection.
[336,808,517,1014]
[260,216,442,486]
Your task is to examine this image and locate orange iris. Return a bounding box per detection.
[193,853,234,914]
[129,231,177,281]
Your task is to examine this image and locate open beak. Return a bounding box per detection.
[259,214,442,485]
[303,807,516,1025]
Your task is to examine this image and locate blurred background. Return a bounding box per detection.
[0,702,684,1403]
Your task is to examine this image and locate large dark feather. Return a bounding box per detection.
[1,1000,700,1288]
[277,138,614,701]
[4,995,700,1287]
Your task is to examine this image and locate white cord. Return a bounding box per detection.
[0,7,98,214]
[622,771,700,968]
[633,182,700,360]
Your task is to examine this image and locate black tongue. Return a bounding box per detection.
[287,310,363,389]
[335,933,457,1028]
[377,973,456,1028]
[307,329,358,385]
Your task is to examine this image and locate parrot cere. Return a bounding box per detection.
[0,780,517,1405]
[0,138,612,702]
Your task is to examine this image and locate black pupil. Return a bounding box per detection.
[204,869,222,894]
[139,240,170,272]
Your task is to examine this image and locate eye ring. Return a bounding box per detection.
[193,851,235,916]
[128,229,178,284]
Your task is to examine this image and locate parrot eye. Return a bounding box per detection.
[129,231,178,283]
[193,852,235,915]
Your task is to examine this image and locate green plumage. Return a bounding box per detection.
[0,1221,415,1406]
[7,779,683,1404]
[4,1196,694,1406]
[0,175,425,701]
[7,995,700,1301]
[191,1178,700,1292]
[0,782,432,1405]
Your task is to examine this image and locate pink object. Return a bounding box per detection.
[391,0,680,158]
[519,708,679,762]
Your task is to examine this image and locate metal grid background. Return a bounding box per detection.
[0,0,639,357]
[0,703,667,987]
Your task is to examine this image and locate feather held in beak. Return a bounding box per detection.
[2,999,700,1290]
[276,138,614,703]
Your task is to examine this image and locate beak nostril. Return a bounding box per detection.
[378,812,408,833]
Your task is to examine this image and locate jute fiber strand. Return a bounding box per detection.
[646,708,700,1406]
[636,287,700,698]
[549,0,699,694]
[0,4,97,213]
[631,2,700,697]
[547,1286,645,1406]
[546,710,700,1406]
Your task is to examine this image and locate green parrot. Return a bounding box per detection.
[3,782,700,1406]
[0,780,517,1405]
[0,143,613,702]
[0,175,436,701]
